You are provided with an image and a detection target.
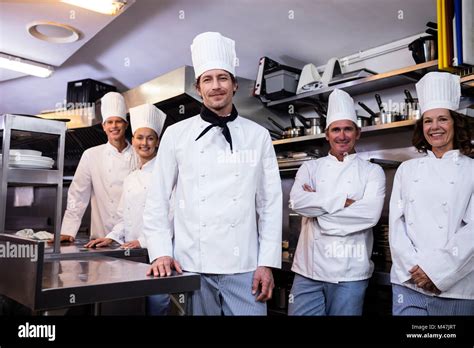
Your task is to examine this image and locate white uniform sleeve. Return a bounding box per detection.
[106,191,126,244]
[289,162,347,217]
[142,130,177,263]
[318,165,385,236]
[389,166,419,283]
[256,133,283,268]
[60,151,92,238]
[418,192,474,292]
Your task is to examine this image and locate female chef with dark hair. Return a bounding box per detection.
[85,103,170,315]
[389,72,473,315]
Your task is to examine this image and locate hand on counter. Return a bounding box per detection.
[147,256,183,277]
[84,238,113,248]
[120,240,141,249]
[409,265,441,295]
[252,266,275,302]
[48,234,75,243]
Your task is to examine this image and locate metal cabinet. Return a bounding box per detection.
[0,114,66,252]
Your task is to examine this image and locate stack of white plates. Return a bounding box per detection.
[0,149,55,169]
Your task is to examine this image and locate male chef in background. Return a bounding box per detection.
[288,89,385,315]
[143,32,282,315]
[58,92,138,242]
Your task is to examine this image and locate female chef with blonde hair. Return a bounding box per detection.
[85,103,170,315]
[389,72,473,315]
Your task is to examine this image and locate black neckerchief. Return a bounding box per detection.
[195,104,238,152]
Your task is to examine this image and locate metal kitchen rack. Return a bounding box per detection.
[272,119,417,146]
[266,60,439,108]
[0,114,66,253]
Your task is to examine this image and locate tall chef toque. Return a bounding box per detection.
[325,88,357,129]
[101,92,127,123]
[191,31,236,78]
[415,72,460,115]
[129,104,167,137]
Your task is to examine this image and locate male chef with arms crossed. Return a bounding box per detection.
[288,89,385,315]
[58,92,138,242]
[143,32,282,315]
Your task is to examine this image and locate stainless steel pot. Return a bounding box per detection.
[294,113,324,135]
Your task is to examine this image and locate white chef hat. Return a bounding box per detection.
[416,72,460,115]
[129,103,166,137]
[101,92,127,123]
[325,88,357,129]
[191,32,236,79]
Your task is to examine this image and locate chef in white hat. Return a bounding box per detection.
[143,32,282,315]
[288,88,386,316]
[85,103,170,315]
[59,91,138,242]
[390,72,474,315]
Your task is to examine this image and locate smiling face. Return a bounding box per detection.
[422,108,454,156]
[325,120,360,161]
[196,69,237,115]
[102,117,127,143]
[132,127,159,162]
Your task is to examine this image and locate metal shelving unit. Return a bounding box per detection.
[266,60,439,108]
[272,119,417,146]
[0,114,66,252]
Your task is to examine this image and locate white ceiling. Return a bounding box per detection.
[0,0,437,115]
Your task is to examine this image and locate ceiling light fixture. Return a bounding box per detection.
[0,53,54,78]
[60,0,127,15]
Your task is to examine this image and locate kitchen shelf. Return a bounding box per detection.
[266,60,438,108]
[272,119,416,146]
[461,74,474,90]
[0,114,66,253]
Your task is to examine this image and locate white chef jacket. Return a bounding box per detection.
[290,153,386,283]
[389,150,473,299]
[106,157,157,247]
[143,115,282,274]
[60,142,138,239]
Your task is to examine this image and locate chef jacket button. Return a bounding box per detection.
[231,223,235,228]
[414,179,418,183]
[449,181,455,184]
[420,160,424,164]
[408,222,413,226]
[235,173,239,177]
[442,202,447,206]
[347,180,351,183]
[233,197,237,202]
[200,150,204,154]
[200,174,205,178]
[201,197,206,202]
[110,200,114,204]
[201,223,206,227]
[438,225,443,229]
[409,198,414,203]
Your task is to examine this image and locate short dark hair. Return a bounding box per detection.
[412,110,473,156]
[194,71,238,96]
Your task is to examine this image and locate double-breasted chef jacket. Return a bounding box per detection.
[290,153,386,283]
[390,150,473,299]
[106,157,158,247]
[60,142,138,239]
[143,114,282,274]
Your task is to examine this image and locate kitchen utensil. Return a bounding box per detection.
[403,89,421,120]
[375,94,404,123]
[356,116,371,128]
[408,36,437,64]
[294,113,324,135]
[358,101,381,125]
[267,117,301,138]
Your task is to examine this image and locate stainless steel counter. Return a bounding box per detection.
[0,234,200,311]
[40,256,199,310]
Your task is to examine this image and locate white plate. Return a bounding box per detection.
[9,162,53,169]
[10,149,42,156]
[10,154,54,163]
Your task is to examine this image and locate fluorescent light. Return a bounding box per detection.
[61,0,127,15]
[0,53,54,78]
